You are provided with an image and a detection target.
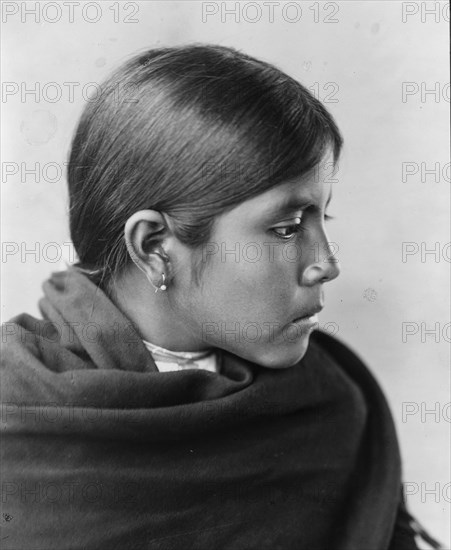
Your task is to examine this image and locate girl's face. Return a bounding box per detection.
[172,157,340,369]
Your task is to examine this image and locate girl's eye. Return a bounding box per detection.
[272,218,303,240]
[271,213,335,240]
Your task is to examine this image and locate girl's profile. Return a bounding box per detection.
[1,44,444,549]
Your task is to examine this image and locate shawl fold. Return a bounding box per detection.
[0,267,424,549]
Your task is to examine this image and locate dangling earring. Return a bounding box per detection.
[155,273,167,293]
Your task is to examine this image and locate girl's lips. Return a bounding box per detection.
[292,313,319,325]
[292,304,323,323]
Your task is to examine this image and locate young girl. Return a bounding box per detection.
[1,44,442,549]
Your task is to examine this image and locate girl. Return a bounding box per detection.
[1,44,442,549]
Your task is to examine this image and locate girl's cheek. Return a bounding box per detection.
[207,238,299,298]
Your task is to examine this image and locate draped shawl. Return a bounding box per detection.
[0,267,425,549]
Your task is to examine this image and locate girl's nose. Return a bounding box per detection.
[301,239,340,286]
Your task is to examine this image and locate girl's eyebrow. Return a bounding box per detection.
[266,188,333,218]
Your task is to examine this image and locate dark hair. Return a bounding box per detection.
[68,43,343,287]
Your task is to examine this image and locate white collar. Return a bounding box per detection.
[142,339,218,373]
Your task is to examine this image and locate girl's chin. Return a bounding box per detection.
[246,338,311,369]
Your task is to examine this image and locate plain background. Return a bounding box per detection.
[1,1,450,546]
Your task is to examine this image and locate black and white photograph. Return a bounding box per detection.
[1,1,449,548]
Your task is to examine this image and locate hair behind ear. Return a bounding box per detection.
[68,44,343,288]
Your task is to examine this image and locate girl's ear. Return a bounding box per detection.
[124,210,171,287]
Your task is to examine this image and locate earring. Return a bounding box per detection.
[155,273,167,293]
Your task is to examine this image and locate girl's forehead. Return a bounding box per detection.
[216,174,333,227]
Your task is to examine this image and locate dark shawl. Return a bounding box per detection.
[0,267,434,549]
